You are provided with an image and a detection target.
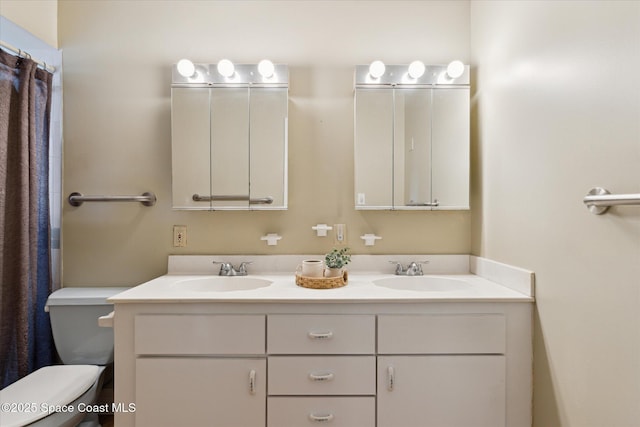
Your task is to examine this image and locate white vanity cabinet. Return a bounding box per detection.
[377,315,507,427]
[113,302,532,427]
[131,314,267,427]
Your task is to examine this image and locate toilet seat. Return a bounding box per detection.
[0,365,100,427]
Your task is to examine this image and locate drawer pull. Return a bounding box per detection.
[308,372,335,382]
[308,331,334,340]
[387,366,395,391]
[249,369,256,395]
[309,413,334,423]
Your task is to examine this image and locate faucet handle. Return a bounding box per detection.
[237,261,253,274]
[408,260,429,275]
[212,260,232,275]
[417,260,429,273]
[389,261,404,275]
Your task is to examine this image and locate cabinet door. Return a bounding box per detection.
[171,87,211,209]
[211,87,250,209]
[249,87,288,209]
[354,88,394,209]
[431,87,470,209]
[377,356,505,427]
[135,358,266,427]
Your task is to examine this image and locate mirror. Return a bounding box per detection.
[171,63,288,210]
[354,63,469,210]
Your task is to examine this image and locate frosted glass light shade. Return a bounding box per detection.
[408,60,426,79]
[258,59,275,78]
[217,59,235,77]
[177,59,195,77]
[446,60,465,79]
[369,60,386,79]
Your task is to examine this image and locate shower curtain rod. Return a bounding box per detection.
[0,40,56,73]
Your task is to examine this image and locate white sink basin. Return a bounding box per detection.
[373,276,472,292]
[172,277,272,292]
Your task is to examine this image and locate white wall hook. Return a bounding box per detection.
[361,233,382,246]
[312,224,333,237]
[260,233,282,246]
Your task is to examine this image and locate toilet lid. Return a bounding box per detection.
[0,365,100,427]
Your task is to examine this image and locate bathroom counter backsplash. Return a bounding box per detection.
[108,255,534,303]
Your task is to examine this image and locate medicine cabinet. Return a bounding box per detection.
[354,63,470,210]
[171,62,288,210]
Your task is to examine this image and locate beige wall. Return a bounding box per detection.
[471,1,640,425]
[0,0,57,47]
[59,1,471,285]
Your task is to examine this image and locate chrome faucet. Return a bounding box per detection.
[213,261,252,276]
[389,260,429,276]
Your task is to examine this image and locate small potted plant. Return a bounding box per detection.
[324,247,351,277]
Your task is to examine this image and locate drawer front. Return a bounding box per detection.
[135,314,265,355]
[378,314,506,354]
[267,315,375,354]
[268,397,375,427]
[268,356,375,395]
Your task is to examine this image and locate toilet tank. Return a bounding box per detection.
[46,287,129,365]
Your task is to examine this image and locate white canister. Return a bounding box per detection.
[301,259,325,277]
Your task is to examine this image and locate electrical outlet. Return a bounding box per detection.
[334,224,347,245]
[173,225,187,247]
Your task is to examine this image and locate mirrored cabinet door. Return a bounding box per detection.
[394,88,433,208]
[210,88,250,209]
[354,88,394,208]
[171,83,288,210]
[432,88,470,209]
[171,87,211,209]
[249,87,288,209]
[354,78,469,211]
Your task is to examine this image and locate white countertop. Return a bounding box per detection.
[107,255,534,304]
[108,272,533,304]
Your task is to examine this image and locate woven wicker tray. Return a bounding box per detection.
[295,270,348,289]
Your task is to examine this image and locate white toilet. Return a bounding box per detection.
[0,287,128,427]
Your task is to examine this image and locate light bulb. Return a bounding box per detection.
[369,60,386,79]
[176,59,195,77]
[446,60,465,79]
[217,59,235,77]
[258,59,275,78]
[408,60,426,79]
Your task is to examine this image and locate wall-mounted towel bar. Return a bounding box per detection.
[583,187,640,215]
[192,194,274,205]
[68,192,156,207]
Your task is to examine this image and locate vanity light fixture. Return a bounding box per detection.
[176,59,196,78]
[174,62,288,86]
[369,60,386,79]
[258,59,275,78]
[446,60,465,79]
[408,60,426,79]
[217,59,235,77]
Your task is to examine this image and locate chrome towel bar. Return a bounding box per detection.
[192,194,274,204]
[583,187,640,215]
[68,192,156,207]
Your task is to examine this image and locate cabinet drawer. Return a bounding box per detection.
[378,314,506,354]
[268,356,375,395]
[267,315,375,354]
[135,314,265,355]
[268,397,375,427]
